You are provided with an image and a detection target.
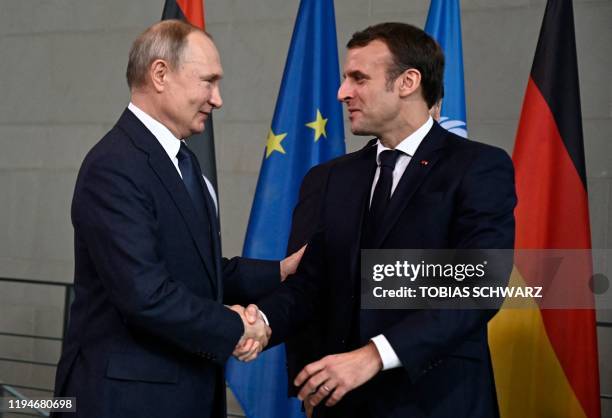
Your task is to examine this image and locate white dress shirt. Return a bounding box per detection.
[127,102,218,214]
[369,116,434,370]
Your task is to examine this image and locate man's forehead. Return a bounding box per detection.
[181,35,223,73]
[184,32,219,59]
[344,40,391,69]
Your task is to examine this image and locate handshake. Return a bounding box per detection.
[226,303,384,411]
[226,245,307,362]
[229,304,270,362]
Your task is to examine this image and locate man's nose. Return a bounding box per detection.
[337,79,351,103]
[210,85,223,109]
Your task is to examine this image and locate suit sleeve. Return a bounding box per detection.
[382,146,516,382]
[257,160,345,347]
[222,257,280,306]
[285,164,332,395]
[221,167,330,307]
[287,164,331,253]
[72,156,244,366]
[254,164,335,345]
[257,228,328,347]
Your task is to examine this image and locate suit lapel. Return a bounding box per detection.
[345,145,378,281]
[190,148,224,301]
[117,109,219,292]
[374,123,448,247]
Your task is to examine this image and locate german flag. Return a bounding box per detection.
[489,1,601,417]
[162,0,205,30]
[162,0,219,195]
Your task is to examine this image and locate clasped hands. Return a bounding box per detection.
[229,304,270,362]
[229,245,306,362]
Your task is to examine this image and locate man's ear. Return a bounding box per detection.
[150,59,169,93]
[397,68,421,98]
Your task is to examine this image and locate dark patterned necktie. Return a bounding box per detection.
[177,142,209,220]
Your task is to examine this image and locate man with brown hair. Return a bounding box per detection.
[256,22,515,418]
[52,20,302,418]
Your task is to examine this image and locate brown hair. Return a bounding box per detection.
[347,22,444,108]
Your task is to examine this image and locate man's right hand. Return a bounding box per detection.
[229,304,270,362]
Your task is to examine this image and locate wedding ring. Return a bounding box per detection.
[322,385,331,392]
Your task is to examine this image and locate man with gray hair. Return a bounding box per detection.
[52,20,303,418]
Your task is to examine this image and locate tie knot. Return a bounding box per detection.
[177,142,190,161]
[379,150,400,170]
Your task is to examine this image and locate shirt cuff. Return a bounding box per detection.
[370,334,402,370]
[258,310,270,326]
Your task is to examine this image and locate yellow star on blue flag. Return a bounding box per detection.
[306,109,328,141]
[265,129,287,158]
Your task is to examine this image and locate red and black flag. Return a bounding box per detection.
[489,1,601,417]
[162,0,219,195]
[162,0,205,29]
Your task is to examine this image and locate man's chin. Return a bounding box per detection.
[191,121,207,135]
[350,126,372,137]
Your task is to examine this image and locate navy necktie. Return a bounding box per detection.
[355,150,401,346]
[177,142,210,220]
[369,149,400,222]
[361,149,400,249]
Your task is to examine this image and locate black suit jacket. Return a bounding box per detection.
[259,122,516,418]
[53,109,279,418]
[285,139,377,396]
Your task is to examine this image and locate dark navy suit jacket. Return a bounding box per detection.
[53,109,279,418]
[259,122,516,418]
[284,139,377,397]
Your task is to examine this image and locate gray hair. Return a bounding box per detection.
[126,19,209,89]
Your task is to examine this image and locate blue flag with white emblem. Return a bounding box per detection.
[225,0,345,417]
[425,0,468,137]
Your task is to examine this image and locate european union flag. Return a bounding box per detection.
[425,0,468,137]
[225,1,345,417]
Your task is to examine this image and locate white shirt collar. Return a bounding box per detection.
[375,116,434,162]
[126,102,219,215]
[128,102,182,161]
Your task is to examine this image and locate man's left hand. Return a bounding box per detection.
[294,342,383,408]
[280,245,307,281]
